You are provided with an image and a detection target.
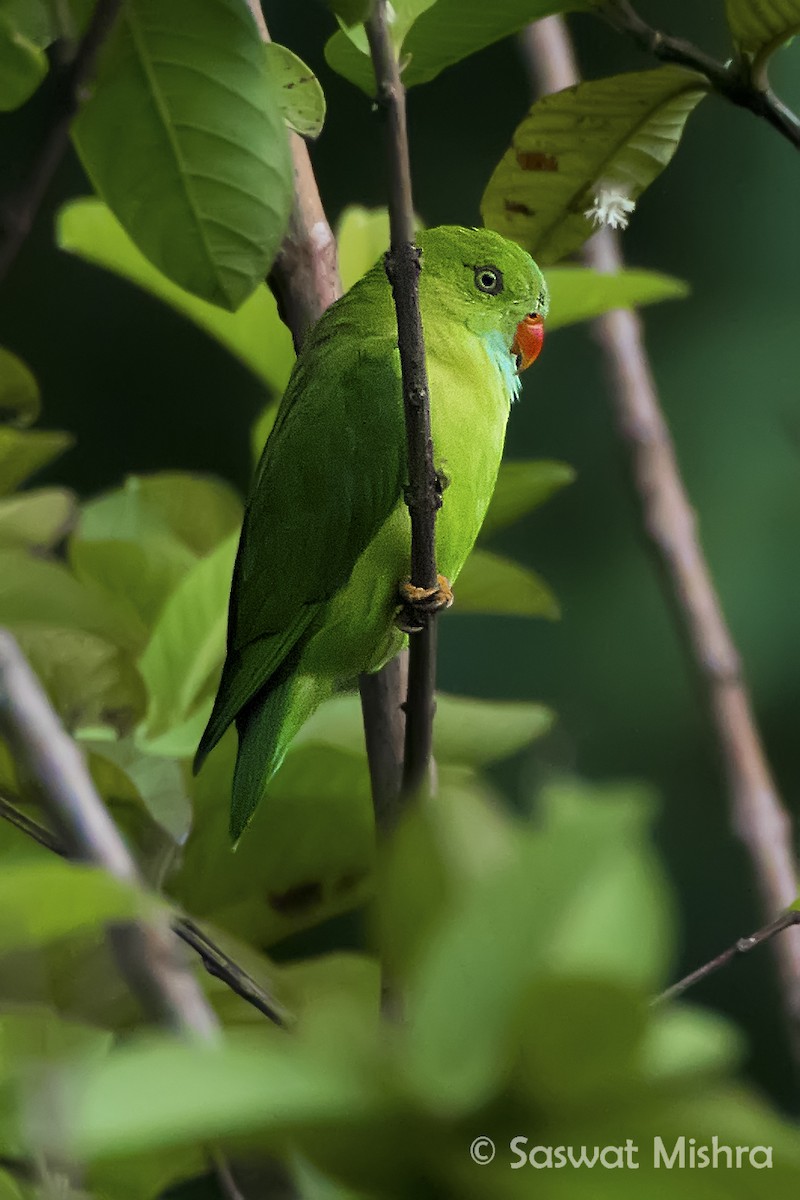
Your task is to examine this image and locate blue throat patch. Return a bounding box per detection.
[482,330,522,404]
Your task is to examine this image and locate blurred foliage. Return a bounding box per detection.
[0,0,798,1195]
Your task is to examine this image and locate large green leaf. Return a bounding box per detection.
[72,0,293,310]
[482,66,708,264]
[138,534,237,741]
[545,265,689,330]
[0,860,146,953]
[0,488,76,549]
[0,549,142,648]
[725,0,800,56]
[57,199,294,393]
[326,0,589,93]
[265,42,326,139]
[481,459,574,538]
[456,548,559,618]
[0,10,46,110]
[336,205,423,291]
[86,736,191,845]
[0,427,72,495]
[0,346,39,426]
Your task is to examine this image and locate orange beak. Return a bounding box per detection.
[511,313,545,370]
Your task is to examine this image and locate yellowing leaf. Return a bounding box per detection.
[725,0,800,56]
[482,67,708,265]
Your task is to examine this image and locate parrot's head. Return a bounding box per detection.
[417,226,549,372]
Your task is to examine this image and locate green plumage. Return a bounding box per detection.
[194,226,548,838]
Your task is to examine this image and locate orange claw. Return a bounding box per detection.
[396,574,454,632]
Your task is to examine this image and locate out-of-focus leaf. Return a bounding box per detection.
[54,1030,386,1162]
[456,548,560,619]
[58,199,295,394]
[0,346,39,426]
[725,0,800,57]
[296,691,552,767]
[0,860,147,952]
[11,624,146,733]
[72,0,293,309]
[70,539,193,635]
[0,12,46,111]
[0,0,57,46]
[131,473,242,556]
[251,401,279,462]
[0,549,142,649]
[545,265,689,330]
[336,206,424,292]
[0,488,77,549]
[265,42,326,139]
[481,459,574,538]
[0,427,72,495]
[482,67,708,264]
[325,0,587,93]
[327,0,374,25]
[86,737,192,845]
[138,534,237,741]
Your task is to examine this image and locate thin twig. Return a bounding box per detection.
[0,629,218,1040]
[0,0,124,285]
[657,910,800,1005]
[251,0,407,825]
[522,17,800,1049]
[599,0,800,150]
[0,786,287,1027]
[366,1,440,804]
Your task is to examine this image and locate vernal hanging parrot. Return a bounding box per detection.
[194,226,548,839]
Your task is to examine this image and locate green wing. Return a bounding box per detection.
[194,287,406,775]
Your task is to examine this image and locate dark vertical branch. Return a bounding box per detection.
[0,630,219,1039]
[365,1,440,803]
[522,16,800,1053]
[0,0,124,286]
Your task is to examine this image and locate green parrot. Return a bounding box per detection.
[194,226,548,838]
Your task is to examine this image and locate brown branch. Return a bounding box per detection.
[657,910,800,1005]
[0,629,218,1040]
[0,785,287,1027]
[250,0,406,826]
[0,0,124,286]
[522,18,800,1047]
[365,1,440,803]
[599,0,800,150]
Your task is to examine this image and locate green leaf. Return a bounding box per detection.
[138,534,237,741]
[0,346,40,426]
[336,205,423,291]
[86,737,191,845]
[0,427,72,495]
[0,11,47,110]
[0,488,77,549]
[325,0,588,93]
[545,265,689,330]
[0,0,57,47]
[481,66,708,265]
[72,0,293,310]
[724,0,800,57]
[0,549,142,649]
[264,42,326,139]
[482,459,574,538]
[58,199,295,394]
[327,0,374,25]
[11,624,146,733]
[434,694,554,765]
[0,860,146,953]
[455,548,559,618]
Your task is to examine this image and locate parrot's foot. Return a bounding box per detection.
[395,574,453,633]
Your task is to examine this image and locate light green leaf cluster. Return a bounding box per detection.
[13,784,800,1198]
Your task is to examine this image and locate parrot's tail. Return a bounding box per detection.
[230,671,332,842]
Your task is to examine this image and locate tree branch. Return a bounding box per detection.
[657,910,800,1006]
[522,17,800,1049]
[0,0,124,286]
[0,629,218,1040]
[365,1,440,803]
[599,0,800,150]
[0,784,287,1028]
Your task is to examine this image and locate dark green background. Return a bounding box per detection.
[2,1,799,1105]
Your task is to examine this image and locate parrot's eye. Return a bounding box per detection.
[474,265,504,295]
